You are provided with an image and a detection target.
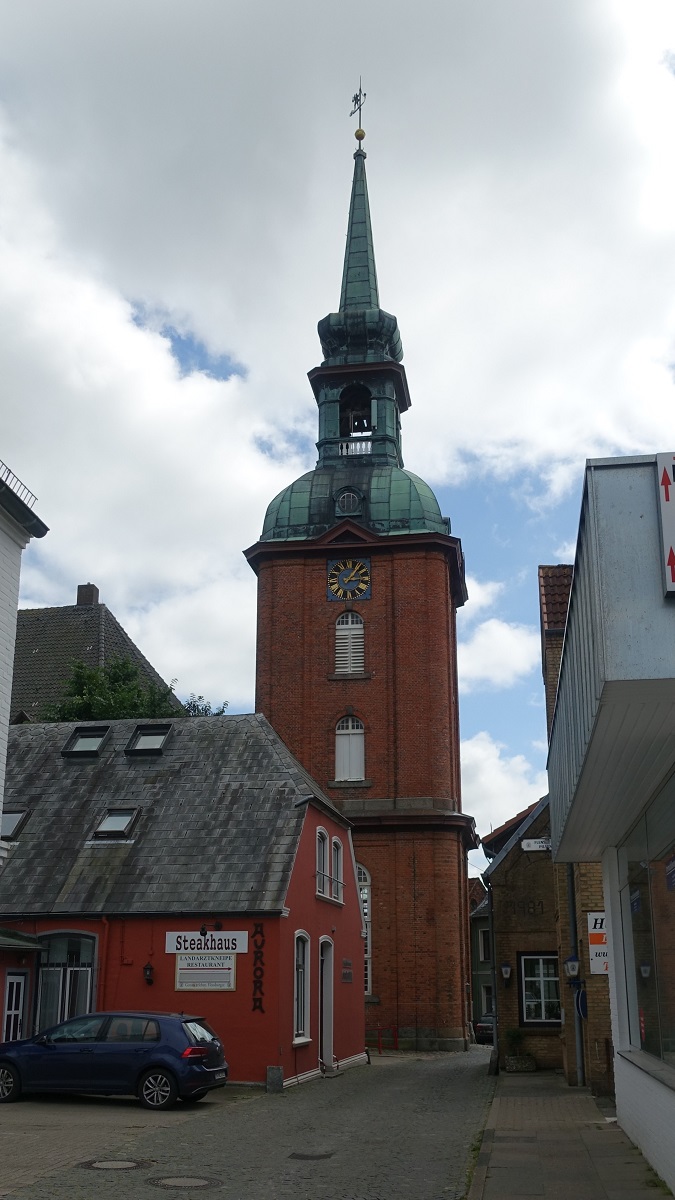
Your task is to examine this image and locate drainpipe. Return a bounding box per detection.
[567,864,585,1087]
[486,878,499,1073]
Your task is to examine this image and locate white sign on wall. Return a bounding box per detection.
[175,953,235,991]
[655,453,675,595]
[521,838,551,852]
[165,931,249,954]
[587,912,609,974]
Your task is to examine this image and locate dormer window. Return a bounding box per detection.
[61,726,111,758]
[124,724,172,756]
[1,810,30,841]
[93,808,139,839]
[335,490,362,518]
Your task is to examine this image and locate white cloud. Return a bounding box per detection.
[458,619,540,692]
[462,730,549,874]
[554,539,577,561]
[459,576,504,624]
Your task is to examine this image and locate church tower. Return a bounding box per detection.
[245,123,477,1050]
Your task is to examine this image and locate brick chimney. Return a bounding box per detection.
[76,583,100,606]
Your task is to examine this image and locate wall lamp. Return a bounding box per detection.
[143,961,154,985]
[500,963,512,984]
[563,955,580,980]
[199,922,223,936]
[640,963,652,981]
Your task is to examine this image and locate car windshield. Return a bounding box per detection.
[184,1019,218,1043]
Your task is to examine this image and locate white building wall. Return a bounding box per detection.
[0,510,28,861]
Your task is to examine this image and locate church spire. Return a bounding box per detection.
[317,117,403,367]
[339,145,379,312]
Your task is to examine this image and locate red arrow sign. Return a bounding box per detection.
[662,467,672,502]
[668,548,675,582]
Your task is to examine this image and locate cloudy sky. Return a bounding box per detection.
[3,1,675,868]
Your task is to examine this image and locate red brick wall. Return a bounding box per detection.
[253,536,469,1046]
[254,543,461,806]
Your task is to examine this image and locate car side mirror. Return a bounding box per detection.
[36,1034,51,1045]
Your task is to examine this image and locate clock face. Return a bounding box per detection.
[327,558,371,601]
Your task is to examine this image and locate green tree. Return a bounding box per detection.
[43,657,180,722]
[183,694,228,717]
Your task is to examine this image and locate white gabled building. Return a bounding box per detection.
[549,453,675,1192]
[0,460,48,862]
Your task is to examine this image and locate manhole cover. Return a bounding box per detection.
[149,1177,220,1190]
[289,1151,334,1160]
[81,1160,143,1171]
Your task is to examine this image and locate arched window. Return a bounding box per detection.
[331,838,344,902]
[294,932,310,1040]
[335,489,362,517]
[357,864,372,995]
[335,715,365,781]
[339,383,372,438]
[335,612,364,674]
[316,829,329,895]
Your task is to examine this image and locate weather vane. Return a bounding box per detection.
[350,79,366,143]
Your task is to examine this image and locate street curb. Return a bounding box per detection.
[466,1094,499,1199]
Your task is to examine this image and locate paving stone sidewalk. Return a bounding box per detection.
[0,1047,495,1200]
[468,1071,672,1199]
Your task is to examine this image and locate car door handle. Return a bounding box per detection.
[78,1047,95,1053]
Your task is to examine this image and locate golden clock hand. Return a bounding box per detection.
[343,566,360,583]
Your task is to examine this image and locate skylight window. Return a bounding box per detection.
[1,810,30,841]
[124,724,172,756]
[61,726,111,758]
[93,809,139,839]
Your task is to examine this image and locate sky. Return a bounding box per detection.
[3,1,675,872]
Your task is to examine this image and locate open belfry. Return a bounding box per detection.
[245,101,477,1049]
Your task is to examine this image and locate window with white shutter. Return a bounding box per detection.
[335,612,364,673]
[335,715,365,780]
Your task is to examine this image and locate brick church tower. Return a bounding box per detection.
[245,127,477,1050]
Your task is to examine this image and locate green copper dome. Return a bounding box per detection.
[261,465,449,541]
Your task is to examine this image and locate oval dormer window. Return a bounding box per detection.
[336,490,361,517]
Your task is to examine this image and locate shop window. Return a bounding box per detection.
[294,933,310,1041]
[618,775,675,1067]
[316,830,329,895]
[331,838,344,903]
[357,863,372,995]
[520,955,561,1023]
[335,612,365,673]
[335,715,365,781]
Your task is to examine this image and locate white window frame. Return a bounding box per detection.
[335,612,365,674]
[479,928,491,962]
[293,931,311,1043]
[520,954,561,1024]
[357,863,372,996]
[335,715,365,781]
[331,838,344,903]
[316,829,329,895]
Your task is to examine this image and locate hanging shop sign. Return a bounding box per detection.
[165,931,249,954]
[175,953,235,991]
[587,912,609,974]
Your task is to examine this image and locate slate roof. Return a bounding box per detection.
[10,588,182,721]
[0,714,346,917]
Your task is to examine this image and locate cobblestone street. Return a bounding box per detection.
[0,1048,495,1200]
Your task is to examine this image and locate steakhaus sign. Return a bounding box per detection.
[165,931,249,954]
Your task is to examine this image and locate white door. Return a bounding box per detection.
[319,940,334,1069]
[3,974,26,1042]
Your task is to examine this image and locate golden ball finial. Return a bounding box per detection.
[355,127,366,142]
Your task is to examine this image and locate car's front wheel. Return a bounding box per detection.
[0,1063,21,1103]
[138,1068,178,1110]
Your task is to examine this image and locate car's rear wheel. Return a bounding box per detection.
[0,1064,21,1103]
[138,1068,178,1110]
[180,1090,207,1103]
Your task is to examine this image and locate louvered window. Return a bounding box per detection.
[335,715,365,781]
[335,612,364,673]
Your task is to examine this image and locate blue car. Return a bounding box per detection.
[0,1011,228,1109]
